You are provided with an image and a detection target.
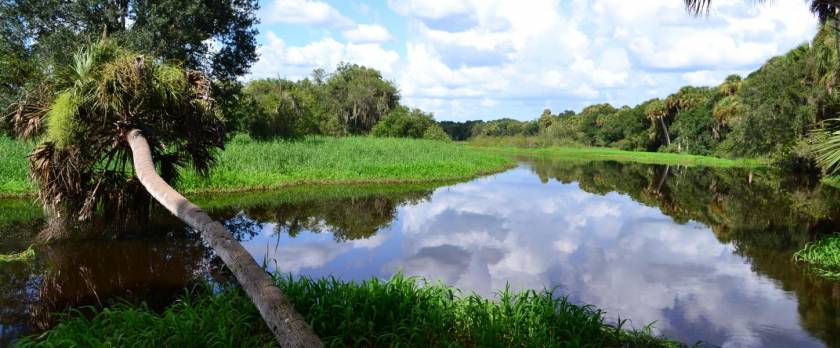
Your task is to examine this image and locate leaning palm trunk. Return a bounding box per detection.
[127,130,321,348]
[659,117,672,145]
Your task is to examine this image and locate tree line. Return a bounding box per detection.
[230,64,448,140]
[447,23,840,173]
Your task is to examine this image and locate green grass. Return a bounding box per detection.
[793,234,840,279]
[0,135,514,197]
[179,136,513,193]
[0,136,35,196]
[14,285,276,348]
[16,274,682,348]
[472,145,767,168]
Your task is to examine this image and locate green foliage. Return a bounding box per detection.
[473,118,539,137]
[0,0,258,82]
[811,119,840,174]
[577,103,617,146]
[44,92,79,149]
[668,99,718,155]
[19,275,680,348]
[278,274,680,348]
[20,39,225,229]
[177,136,512,193]
[14,286,275,348]
[793,234,840,279]
[439,120,485,141]
[371,106,443,139]
[724,44,817,160]
[239,64,400,138]
[241,79,307,139]
[325,63,399,134]
[422,123,450,141]
[0,136,33,195]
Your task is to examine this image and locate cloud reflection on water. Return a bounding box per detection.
[244,166,824,348]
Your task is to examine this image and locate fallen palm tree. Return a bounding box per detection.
[10,39,320,347]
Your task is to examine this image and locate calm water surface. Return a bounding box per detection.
[1,159,839,347]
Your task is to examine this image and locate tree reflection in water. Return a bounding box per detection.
[529,159,840,347]
[0,184,438,345]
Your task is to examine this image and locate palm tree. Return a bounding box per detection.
[717,74,743,97]
[687,1,840,173]
[13,39,320,347]
[645,99,672,145]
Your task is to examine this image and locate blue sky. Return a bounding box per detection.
[250,0,818,122]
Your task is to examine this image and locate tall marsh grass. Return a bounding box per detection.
[179,135,513,192]
[0,135,513,196]
[17,274,682,347]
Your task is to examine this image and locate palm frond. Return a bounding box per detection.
[684,0,713,16]
[812,118,840,174]
[28,39,225,228]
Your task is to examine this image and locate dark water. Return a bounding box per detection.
[1,159,839,347]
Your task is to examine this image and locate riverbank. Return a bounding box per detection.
[0,135,515,197]
[14,274,682,347]
[471,145,767,168]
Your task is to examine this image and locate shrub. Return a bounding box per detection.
[371,106,442,139]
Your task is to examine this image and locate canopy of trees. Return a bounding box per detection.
[371,106,450,141]
[236,63,412,139]
[0,0,259,136]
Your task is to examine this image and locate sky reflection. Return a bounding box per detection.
[241,165,827,348]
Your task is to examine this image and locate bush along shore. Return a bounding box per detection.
[15,274,683,348]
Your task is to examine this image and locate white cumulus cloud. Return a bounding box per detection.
[262,0,354,28]
[342,24,393,43]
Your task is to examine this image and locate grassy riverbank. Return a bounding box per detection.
[0,135,514,197]
[472,145,767,168]
[16,274,680,348]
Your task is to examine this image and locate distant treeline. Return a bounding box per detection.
[226,63,448,141]
[445,24,840,170]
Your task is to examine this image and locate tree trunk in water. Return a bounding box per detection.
[659,117,672,145]
[126,130,321,348]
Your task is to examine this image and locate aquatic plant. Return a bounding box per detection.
[17,274,682,347]
[0,245,35,263]
[793,233,840,279]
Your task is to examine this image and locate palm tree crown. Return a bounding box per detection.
[15,39,224,234]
